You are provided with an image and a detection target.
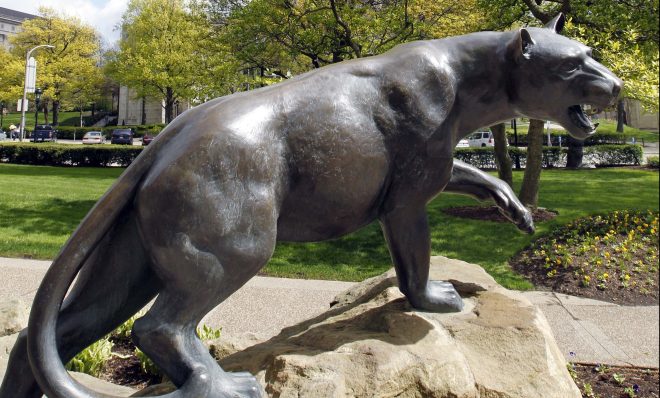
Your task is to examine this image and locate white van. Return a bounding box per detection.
[467,131,494,147]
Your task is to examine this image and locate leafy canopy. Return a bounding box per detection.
[107,0,217,114]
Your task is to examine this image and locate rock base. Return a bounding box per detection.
[210,257,580,397]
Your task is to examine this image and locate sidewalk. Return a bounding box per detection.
[1,257,657,368]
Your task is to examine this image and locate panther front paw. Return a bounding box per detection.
[405,281,464,313]
[491,183,535,234]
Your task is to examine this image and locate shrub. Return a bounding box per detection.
[506,130,629,146]
[584,144,643,166]
[647,156,659,169]
[0,143,143,167]
[454,144,642,169]
[65,337,114,377]
[454,146,566,169]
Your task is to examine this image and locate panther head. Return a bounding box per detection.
[507,14,623,139]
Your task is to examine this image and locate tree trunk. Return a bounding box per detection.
[566,135,584,168]
[41,101,49,125]
[519,118,545,209]
[165,87,175,124]
[490,123,513,187]
[52,100,60,126]
[141,97,147,125]
[616,99,626,133]
[79,105,83,127]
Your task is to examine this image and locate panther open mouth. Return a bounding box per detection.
[568,105,599,134]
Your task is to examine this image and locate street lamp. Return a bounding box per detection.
[20,44,54,141]
[34,88,43,133]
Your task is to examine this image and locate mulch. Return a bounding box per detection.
[443,205,557,223]
[510,250,659,306]
[573,363,659,398]
[99,336,162,390]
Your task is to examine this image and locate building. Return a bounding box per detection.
[117,86,190,126]
[624,100,659,131]
[0,7,37,50]
[599,99,659,131]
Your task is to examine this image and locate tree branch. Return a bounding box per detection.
[521,0,553,23]
[329,0,361,58]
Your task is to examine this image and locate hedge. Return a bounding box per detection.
[647,156,659,169]
[583,144,643,167]
[454,144,642,169]
[0,143,143,167]
[0,143,642,169]
[506,131,634,147]
[454,147,565,169]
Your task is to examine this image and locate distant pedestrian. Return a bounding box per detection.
[9,124,18,141]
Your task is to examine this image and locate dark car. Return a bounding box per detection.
[31,125,57,142]
[142,134,155,146]
[111,129,134,145]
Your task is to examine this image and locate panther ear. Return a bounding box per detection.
[511,28,535,62]
[545,13,565,33]
[520,29,534,57]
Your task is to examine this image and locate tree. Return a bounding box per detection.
[108,0,215,123]
[518,119,545,207]
[490,123,513,187]
[7,7,104,125]
[212,0,485,74]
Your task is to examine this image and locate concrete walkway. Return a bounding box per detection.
[1,257,657,368]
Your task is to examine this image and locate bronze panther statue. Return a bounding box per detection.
[1,13,621,398]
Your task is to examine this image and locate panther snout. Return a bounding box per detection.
[610,77,623,105]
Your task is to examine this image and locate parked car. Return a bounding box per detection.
[467,131,494,147]
[111,129,134,145]
[82,131,106,145]
[31,125,57,142]
[456,138,469,148]
[142,134,155,146]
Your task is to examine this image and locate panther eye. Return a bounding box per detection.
[560,60,580,73]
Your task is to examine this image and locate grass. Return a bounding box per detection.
[0,164,123,258]
[1,111,93,130]
[0,164,657,290]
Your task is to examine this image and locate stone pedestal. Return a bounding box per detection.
[145,256,580,397]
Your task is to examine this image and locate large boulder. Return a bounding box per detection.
[0,299,28,382]
[138,256,580,397]
[0,299,28,337]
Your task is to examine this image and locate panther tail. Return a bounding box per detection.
[25,127,174,398]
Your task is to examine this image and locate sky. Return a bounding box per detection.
[0,0,129,46]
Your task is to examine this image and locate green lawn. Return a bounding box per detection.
[0,164,657,290]
[0,165,123,258]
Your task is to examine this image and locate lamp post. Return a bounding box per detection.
[20,44,54,141]
[34,88,43,133]
[0,101,4,131]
